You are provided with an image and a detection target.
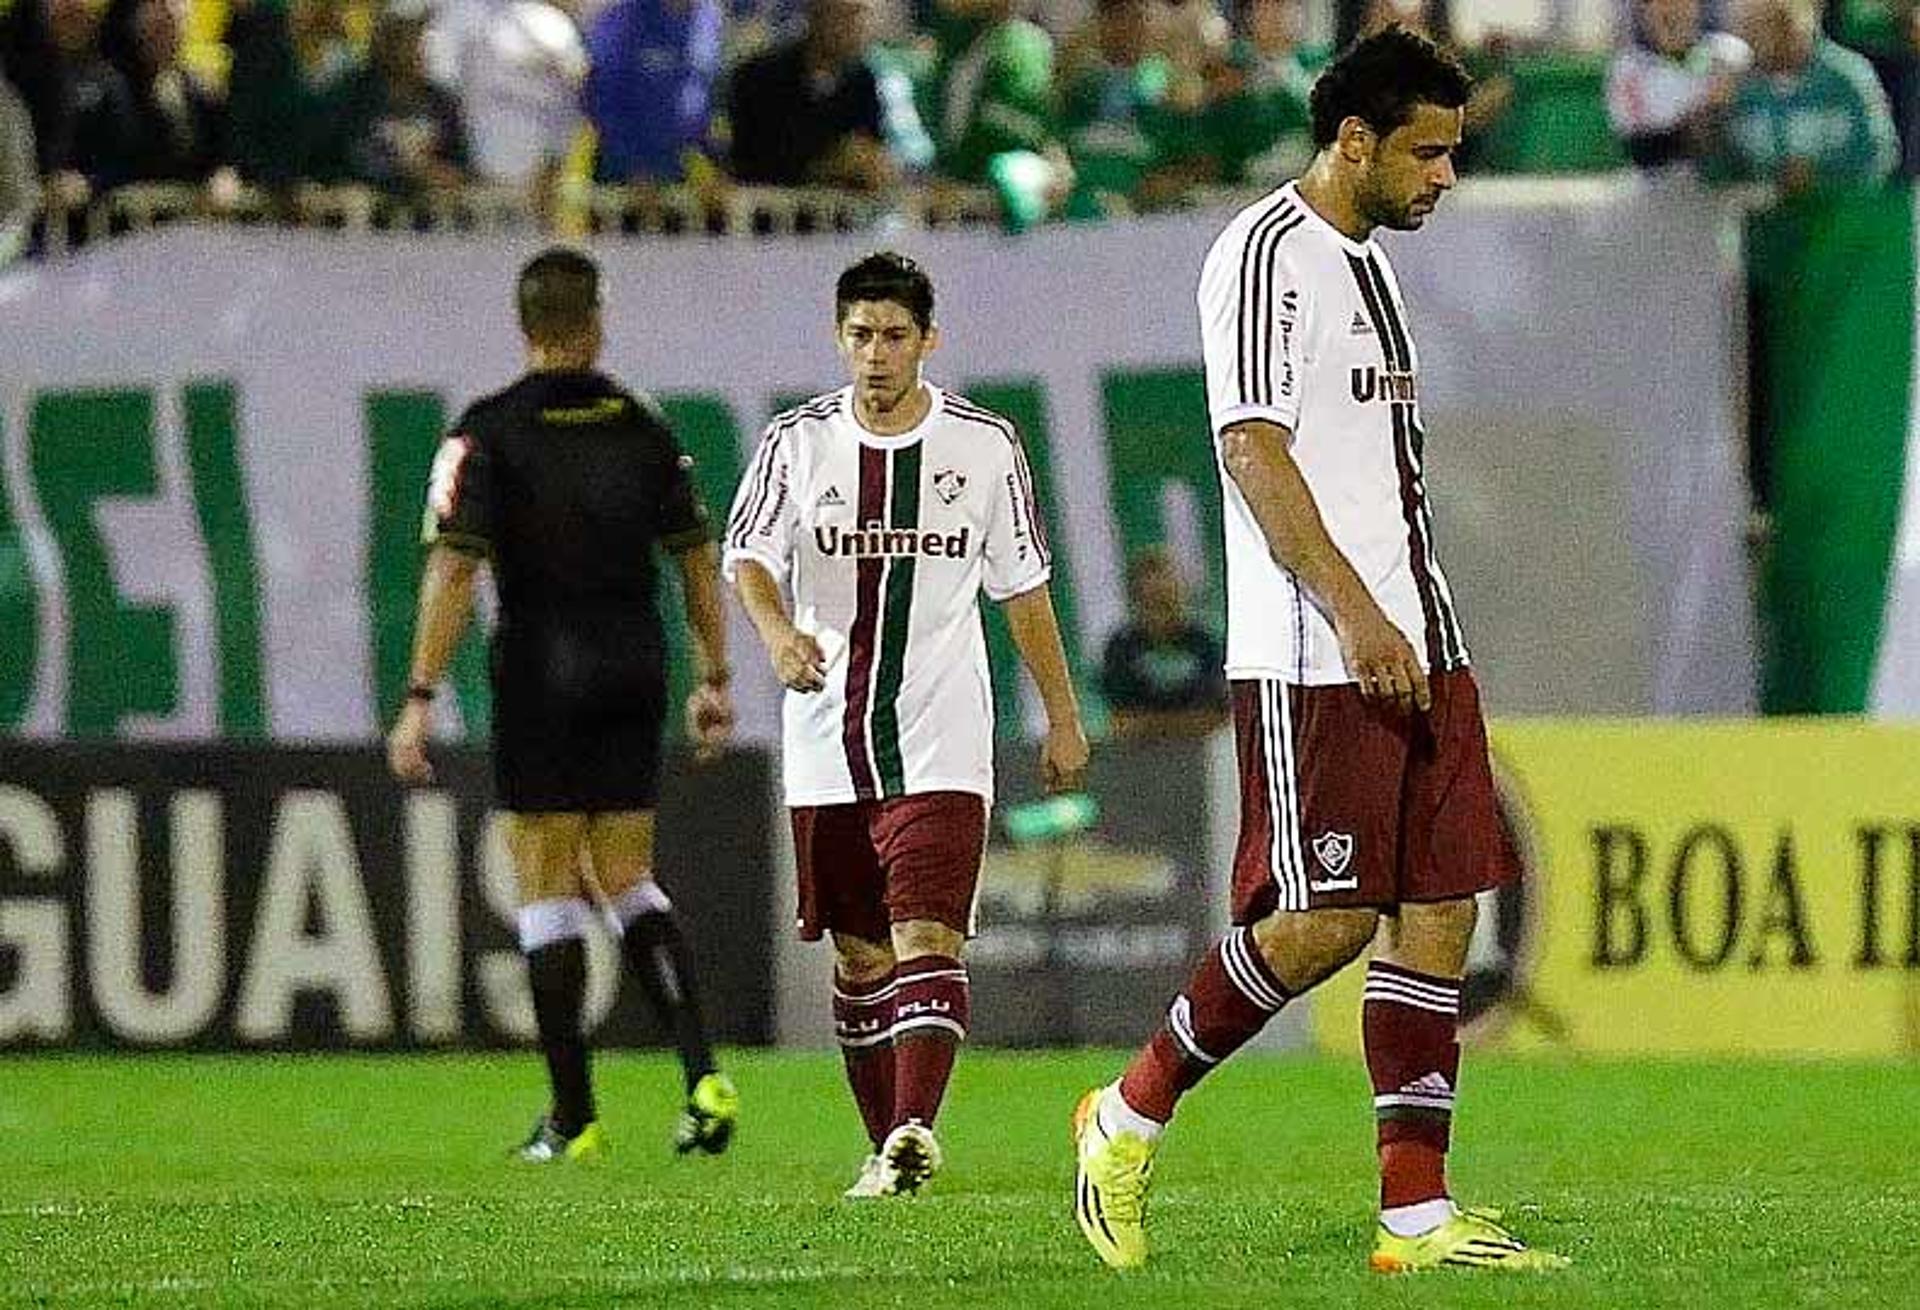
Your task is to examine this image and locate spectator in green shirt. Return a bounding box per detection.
[1200,0,1327,188]
[929,0,1059,178]
[1827,0,1918,172]
[1058,0,1205,216]
[1707,0,1899,189]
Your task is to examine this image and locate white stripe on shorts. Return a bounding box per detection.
[1263,681,1307,910]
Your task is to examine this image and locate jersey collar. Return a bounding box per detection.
[1281,180,1376,257]
[841,382,945,449]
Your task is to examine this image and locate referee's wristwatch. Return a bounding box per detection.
[405,682,437,704]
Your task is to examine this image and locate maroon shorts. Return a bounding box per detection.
[1230,668,1518,920]
[789,791,988,942]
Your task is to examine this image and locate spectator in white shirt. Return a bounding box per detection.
[426,0,587,216]
[1607,0,1752,170]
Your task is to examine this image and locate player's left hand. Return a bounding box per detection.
[686,681,735,763]
[387,704,434,785]
[1040,721,1090,794]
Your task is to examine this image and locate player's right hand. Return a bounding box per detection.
[1336,606,1431,715]
[770,626,828,693]
[686,681,735,761]
[387,704,435,785]
[1040,721,1090,794]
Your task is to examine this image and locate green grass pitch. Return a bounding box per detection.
[2,1051,1911,1308]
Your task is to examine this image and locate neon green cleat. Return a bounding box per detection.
[1071,1087,1156,1271]
[674,1072,740,1155]
[565,1121,609,1162]
[513,1117,607,1163]
[1369,1207,1570,1273]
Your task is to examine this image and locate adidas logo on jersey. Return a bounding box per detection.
[1350,310,1374,335]
[814,523,972,560]
[817,485,846,508]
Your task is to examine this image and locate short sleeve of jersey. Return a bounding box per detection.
[421,414,492,556]
[982,437,1052,601]
[1198,218,1310,438]
[635,394,711,552]
[722,423,797,583]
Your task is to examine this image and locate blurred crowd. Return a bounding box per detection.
[0,0,1913,245]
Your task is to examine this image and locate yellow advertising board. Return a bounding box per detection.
[1313,720,1920,1056]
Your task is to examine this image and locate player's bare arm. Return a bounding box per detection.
[672,539,735,759]
[731,558,827,693]
[1221,419,1430,713]
[999,585,1091,792]
[387,544,482,784]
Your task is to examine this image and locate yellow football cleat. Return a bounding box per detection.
[564,1121,609,1162]
[674,1072,740,1155]
[1071,1087,1156,1271]
[1369,1207,1570,1273]
[513,1116,607,1163]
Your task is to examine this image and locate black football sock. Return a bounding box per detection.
[621,908,717,1094]
[525,937,595,1136]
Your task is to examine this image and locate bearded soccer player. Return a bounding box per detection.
[388,248,740,1162]
[727,252,1089,1198]
[1070,28,1568,1273]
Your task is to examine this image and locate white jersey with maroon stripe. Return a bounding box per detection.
[723,384,1051,807]
[1198,181,1468,685]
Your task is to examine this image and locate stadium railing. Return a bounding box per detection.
[28,180,1012,256]
[28,174,1776,258]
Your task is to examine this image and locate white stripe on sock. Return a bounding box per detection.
[1097,1082,1165,1143]
[517,897,590,952]
[1381,1198,1456,1238]
[1364,981,1460,1016]
[610,878,672,928]
[1222,928,1286,1012]
[1167,996,1219,1065]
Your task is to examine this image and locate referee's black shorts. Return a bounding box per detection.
[490,631,667,813]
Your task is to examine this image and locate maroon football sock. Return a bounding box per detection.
[832,969,896,1150]
[1118,926,1290,1123]
[889,954,970,1130]
[1363,960,1462,1209]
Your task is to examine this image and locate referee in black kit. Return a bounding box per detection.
[388,248,740,1162]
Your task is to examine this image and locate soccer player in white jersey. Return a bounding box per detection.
[727,251,1089,1198]
[1072,27,1568,1273]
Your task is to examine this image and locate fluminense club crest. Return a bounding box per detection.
[1312,831,1354,878]
[932,469,968,505]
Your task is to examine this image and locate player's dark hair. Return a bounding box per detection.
[516,247,601,343]
[1308,24,1472,148]
[835,251,935,332]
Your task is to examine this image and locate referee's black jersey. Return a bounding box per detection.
[424,369,710,640]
